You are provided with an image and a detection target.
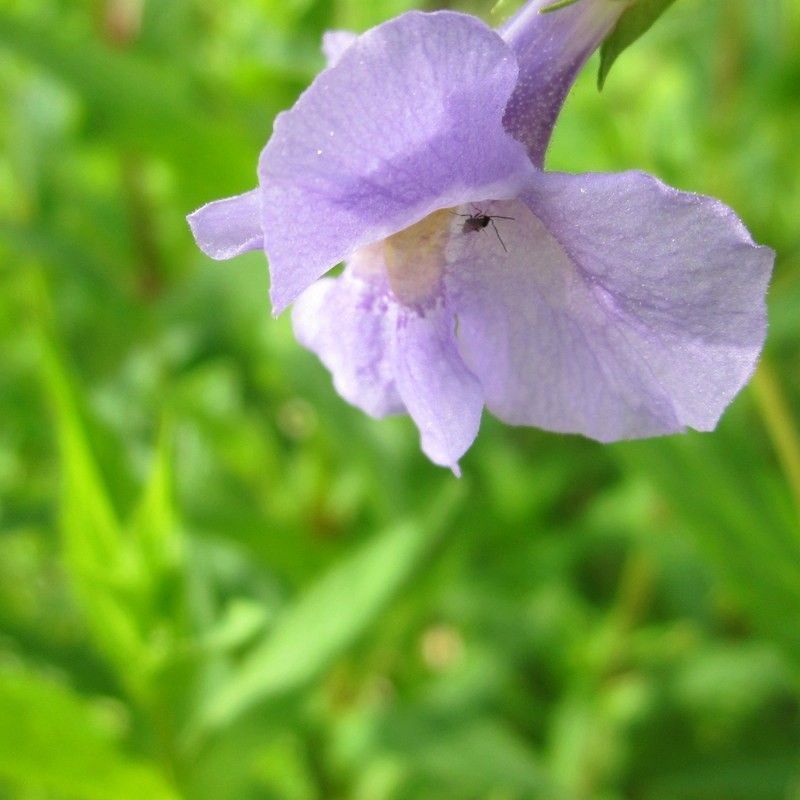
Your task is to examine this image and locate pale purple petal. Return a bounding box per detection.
[292,267,404,419]
[447,172,773,441]
[293,258,483,468]
[393,303,483,473]
[500,0,624,166]
[322,30,357,67]
[260,11,534,313]
[187,189,263,260]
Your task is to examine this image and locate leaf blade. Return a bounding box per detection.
[599,0,679,88]
[193,484,463,737]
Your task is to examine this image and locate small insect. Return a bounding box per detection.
[452,206,515,253]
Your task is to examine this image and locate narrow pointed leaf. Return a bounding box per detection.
[599,0,679,88]
[194,485,462,736]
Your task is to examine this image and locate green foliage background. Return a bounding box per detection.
[1,0,800,797]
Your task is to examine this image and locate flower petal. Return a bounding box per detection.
[393,303,484,473]
[292,268,404,419]
[187,189,263,260]
[500,0,624,166]
[261,10,534,313]
[447,172,773,441]
[322,30,357,67]
[294,241,483,471]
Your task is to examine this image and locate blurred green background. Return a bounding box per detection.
[1,0,800,798]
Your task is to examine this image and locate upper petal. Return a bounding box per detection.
[187,189,263,260]
[446,172,773,441]
[500,0,625,166]
[260,10,534,313]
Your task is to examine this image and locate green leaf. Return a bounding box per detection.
[541,0,586,12]
[192,484,463,738]
[35,303,184,699]
[0,669,178,800]
[128,422,182,585]
[599,0,679,88]
[36,326,147,677]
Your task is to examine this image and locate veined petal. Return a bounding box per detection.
[293,249,483,470]
[501,0,625,166]
[393,303,484,474]
[187,189,263,260]
[447,172,773,441]
[261,10,534,313]
[292,265,404,419]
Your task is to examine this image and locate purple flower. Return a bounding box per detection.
[188,1,773,473]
